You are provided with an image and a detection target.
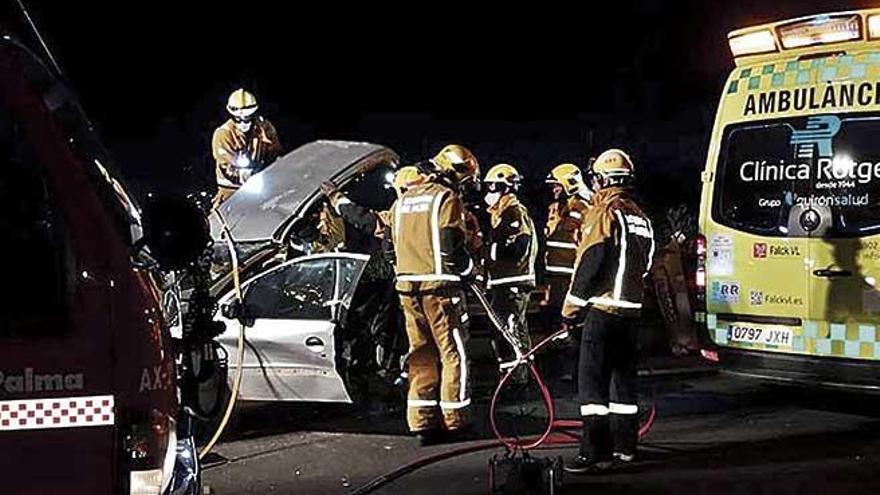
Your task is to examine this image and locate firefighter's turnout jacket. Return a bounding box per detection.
[545,195,591,276]
[562,187,655,319]
[211,117,282,189]
[486,194,537,290]
[389,181,473,292]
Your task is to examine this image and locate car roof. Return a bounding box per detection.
[210,140,398,243]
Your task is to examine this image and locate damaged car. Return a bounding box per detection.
[208,141,409,404]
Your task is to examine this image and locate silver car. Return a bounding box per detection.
[210,141,403,403]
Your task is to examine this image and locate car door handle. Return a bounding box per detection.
[813,269,853,278]
[305,337,326,352]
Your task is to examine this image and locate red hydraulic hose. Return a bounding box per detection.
[347,408,657,495]
[347,310,659,495]
[349,284,660,494]
[488,328,568,451]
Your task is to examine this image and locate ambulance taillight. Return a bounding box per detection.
[695,234,707,303]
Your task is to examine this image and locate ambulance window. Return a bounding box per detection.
[0,108,71,338]
[713,122,802,237]
[244,258,335,320]
[820,117,880,237]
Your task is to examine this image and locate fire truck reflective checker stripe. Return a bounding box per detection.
[0,395,114,431]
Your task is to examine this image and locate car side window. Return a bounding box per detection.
[336,257,369,306]
[0,107,72,337]
[244,258,337,320]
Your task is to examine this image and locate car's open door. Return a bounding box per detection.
[216,253,370,402]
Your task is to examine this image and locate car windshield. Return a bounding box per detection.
[713,113,880,238]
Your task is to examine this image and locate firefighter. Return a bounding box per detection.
[322,166,425,239]
[561,149,655,474]
[322,166,424,265]
[482,164,538,375]
[211,88,283,206]
[543,163,592,307]
[310,202,346,253]
[387,145,477,443]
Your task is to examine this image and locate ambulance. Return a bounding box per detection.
[699,9,880,389]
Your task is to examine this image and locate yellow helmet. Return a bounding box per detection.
[592,149,635,178]
[484,163,522,187]
[546,163,586,196]
[430,144,480,184]
[226,88,259,120]
[392,166,423,196]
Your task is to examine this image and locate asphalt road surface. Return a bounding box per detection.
[203,372,880,495]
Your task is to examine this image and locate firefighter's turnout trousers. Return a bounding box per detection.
[578,308,639,461]
[401,286,470,431]
[489,286,531,370]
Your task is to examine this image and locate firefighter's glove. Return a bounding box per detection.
[554,317,582,348]
[460,270,478,287]
[320,181,341,201]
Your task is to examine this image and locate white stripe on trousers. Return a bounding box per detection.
[609,402,639,415]
[440,398,471,410]
[581,404,610,416]
[451,327,468,405]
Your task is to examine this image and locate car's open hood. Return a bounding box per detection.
[210,140,398,243]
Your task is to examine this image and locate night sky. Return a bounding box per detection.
[4,0,878,216]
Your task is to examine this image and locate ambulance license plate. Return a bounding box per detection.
[728,324,793,348]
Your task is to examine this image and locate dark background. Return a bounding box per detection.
[3,0,877,224]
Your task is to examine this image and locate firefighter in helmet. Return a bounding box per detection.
[387,144,477,444]
[323,166,425,239]
[482,163,538,376]
[543,163,593,307]
[562,149,655,474]
[211,88,282,206]
[542,163,593,383]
